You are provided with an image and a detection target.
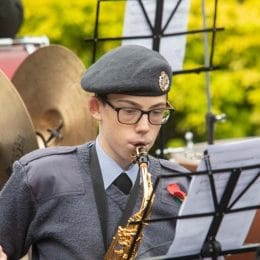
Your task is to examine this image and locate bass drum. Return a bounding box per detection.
[0,36,49,79]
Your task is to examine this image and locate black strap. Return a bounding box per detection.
[90,144,108,250]
[118,172,140,227]
[89,144,140,250]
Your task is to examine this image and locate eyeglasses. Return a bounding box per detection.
[101,98,174,125]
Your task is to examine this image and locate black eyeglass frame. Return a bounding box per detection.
[100,97,174,125]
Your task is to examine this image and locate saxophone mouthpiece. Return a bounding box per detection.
[131,145,146,164]
[135,146,148,165]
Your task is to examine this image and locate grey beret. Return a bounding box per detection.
[81,45,172,96]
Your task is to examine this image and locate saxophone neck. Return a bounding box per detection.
[135,146,154,213]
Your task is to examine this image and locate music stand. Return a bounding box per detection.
[84,0,224,154]
[130,139,260,260]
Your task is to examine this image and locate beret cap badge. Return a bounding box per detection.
[159,71,170,92]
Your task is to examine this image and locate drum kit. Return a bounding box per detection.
[0,40,97,189]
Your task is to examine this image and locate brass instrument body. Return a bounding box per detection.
[104,147,155,260]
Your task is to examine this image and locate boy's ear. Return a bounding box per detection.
[88,96,101,120]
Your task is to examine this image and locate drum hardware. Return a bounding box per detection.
[184,131,194,150]
[156,131,205,171]
[46,121,64,145]
[0,36,50,49]
[157,134,258,172]
[158,146,204,172]
[36,120,64,148]
[206,112,227,144]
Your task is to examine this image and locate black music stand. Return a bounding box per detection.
[131,143,260,260]
[199,151,260,260]
[84,0,224,155]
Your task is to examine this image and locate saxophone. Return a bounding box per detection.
[104,146,155,260]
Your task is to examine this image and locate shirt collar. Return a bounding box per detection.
[95,137,139,190]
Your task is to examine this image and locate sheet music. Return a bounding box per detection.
[122,0,191,71]
[167,138,260,257]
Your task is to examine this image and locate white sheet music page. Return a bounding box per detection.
[167,137,260,257]
[122,0,191,71]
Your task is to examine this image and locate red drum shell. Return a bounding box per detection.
[0,45,28,79]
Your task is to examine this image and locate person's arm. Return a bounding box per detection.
[0,161,33,258]
[0,246,7,260]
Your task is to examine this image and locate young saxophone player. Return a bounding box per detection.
[0,45,189,259]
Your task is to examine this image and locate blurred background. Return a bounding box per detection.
[17,0,260,149]
[1,2,259,259]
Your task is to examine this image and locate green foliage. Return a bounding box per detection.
[20,0,260,149]
[168,0,260,147]
[20,0,125,65]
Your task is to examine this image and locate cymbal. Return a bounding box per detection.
[12,45,97,147]
[0,69,38,189]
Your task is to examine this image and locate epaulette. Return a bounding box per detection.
[159,158,192,181]
[19,146,77,166]
[159,158,188,173]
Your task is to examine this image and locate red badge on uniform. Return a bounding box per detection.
[167,183,186,202]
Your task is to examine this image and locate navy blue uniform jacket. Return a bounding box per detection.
[0,142,189,259]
